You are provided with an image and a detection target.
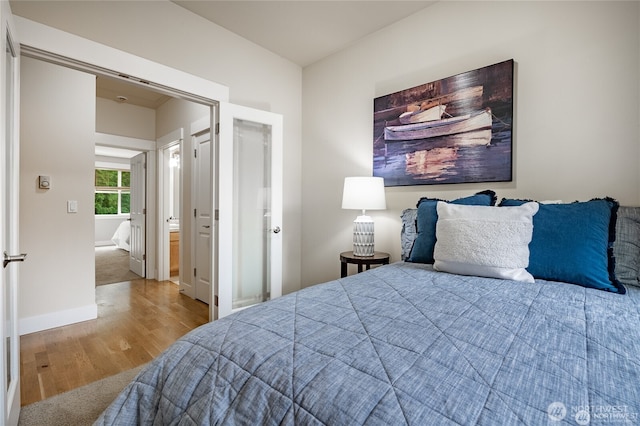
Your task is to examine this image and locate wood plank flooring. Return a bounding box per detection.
[20,279,209,406]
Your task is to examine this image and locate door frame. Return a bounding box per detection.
[15,16,229,321]
[95,133,157,279]
[157,128,184,283]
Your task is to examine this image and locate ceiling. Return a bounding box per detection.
[96,76,172,109]
[172,1,435,68]
[96,1,435,111]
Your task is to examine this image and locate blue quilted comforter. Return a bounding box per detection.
[96,263,640,425]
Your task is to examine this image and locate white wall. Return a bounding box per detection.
[96,97,156,140]
[302,1,640,286]
[19,56,97,333]
[12,0,303,296]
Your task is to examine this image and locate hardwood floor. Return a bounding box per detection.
[19,279,209,406]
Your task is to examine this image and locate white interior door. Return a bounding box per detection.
[1,2,21,423]
[129,152,146,277]
[218,102,283,319]
[194,131,212,305]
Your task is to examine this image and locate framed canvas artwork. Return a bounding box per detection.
[373,59,514,186]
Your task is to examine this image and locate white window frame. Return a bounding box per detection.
[95,168,131,216]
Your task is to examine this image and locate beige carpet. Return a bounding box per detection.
[18,365,145,425]
[95,246,141,286]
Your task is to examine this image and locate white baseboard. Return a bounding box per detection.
[19,303,98,335]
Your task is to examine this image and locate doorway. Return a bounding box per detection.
[167,145,181,284]
[94,134,149,285]
[20,27,226,319]
[157,129,183,286]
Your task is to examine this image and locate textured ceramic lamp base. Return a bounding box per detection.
[353,215,375,256]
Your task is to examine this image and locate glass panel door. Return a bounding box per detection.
[217,103,282,318]
[232,118,272,309]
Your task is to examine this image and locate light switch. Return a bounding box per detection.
[39,175,51,189]
[67,200,78,213]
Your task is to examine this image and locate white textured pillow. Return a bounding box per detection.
[433,201,539,282]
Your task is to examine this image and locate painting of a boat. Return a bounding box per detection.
[384,108,492,141]
[372,59,513,186]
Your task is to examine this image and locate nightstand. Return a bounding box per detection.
[340,251,390,278]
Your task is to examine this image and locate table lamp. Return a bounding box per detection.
[342,176,386,256]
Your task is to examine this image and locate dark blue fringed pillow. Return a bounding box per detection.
[408,190,496,264]
[499,197,625,294]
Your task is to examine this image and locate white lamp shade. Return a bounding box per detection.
[341,177,386,210]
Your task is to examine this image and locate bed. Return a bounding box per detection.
[111,220,131,252]
[96,194,640,425]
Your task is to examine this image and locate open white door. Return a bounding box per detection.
[217,103,282,319]
[1,2,21,423]
[194,130,213,305]
[129,152,146,277]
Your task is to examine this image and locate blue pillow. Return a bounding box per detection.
[408,190,496,263]
[499,198,625,294]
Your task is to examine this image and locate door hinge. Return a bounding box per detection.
[214,295,219,307]
[194,148,197,158]
[143,208,146,215]
[194,208,197,218]
[194,268,197,276]
[143,254,146,261]
[215,122,220,135]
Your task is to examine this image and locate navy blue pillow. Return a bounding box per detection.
[499,198,625,294]
[408,190,496,263]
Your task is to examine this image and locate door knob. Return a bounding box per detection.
[273,226,281,234]
[3,252,27,268]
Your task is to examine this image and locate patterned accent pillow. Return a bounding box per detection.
[614,206,640,287]
[400,208,417,261]
[433,202,539,282]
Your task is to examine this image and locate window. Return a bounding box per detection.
[95,169,130,215]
